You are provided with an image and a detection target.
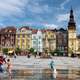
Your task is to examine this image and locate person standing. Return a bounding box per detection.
[50,60,54,70]
[14,53,17,58]
[49,60,57,79]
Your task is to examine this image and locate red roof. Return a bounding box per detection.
[0,26,16,33]
[32,29,38,34]
[41,30,47,33]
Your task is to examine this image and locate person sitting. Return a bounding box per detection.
[0,56,6,72]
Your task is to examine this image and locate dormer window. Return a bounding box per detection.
[21,28,26,32]
[9,30,12,32]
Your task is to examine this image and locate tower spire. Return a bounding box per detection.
[69,7,74,23]
[68,8,76,29]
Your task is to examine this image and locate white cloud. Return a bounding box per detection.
[44,24,58,29]
[57,13,69,22]
[27,2,49,14]
[0,0,28,18]
[60,0,71,10]
[0,0,50,22]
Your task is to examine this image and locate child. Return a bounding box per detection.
[7,59,12,75]
[50,61,54,70]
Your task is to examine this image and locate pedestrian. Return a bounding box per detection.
[50,60,54,70]
[6,58,12,75]
[0,56,6,73]
[14,53,17,58]
[49,60,57,78]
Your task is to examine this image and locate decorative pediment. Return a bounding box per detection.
[21,28,27,32]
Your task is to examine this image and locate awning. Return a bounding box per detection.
[8,51,14,53]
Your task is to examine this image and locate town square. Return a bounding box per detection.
[0,0,80,80]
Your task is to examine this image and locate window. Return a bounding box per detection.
[49,32,50,34]
[17,45,20,48]
[33,41,36,44]
[39,36,41,39]
[17,39,20,43]
[28,45,30,48]
[39,41,40,44]
[51,35,53,38]
[8,34,9,37]
[27,39,30,43]
[22,39,25,42]
[11,39,14,42]
[22,45,25,48]
[27,34,31,38]
[45,35,48,38]
[12,44,14,46]
[11,36,14,39]
[22,34,25,38]
[38,46,41,50]
[0,48,1,51]
[2,42,4,46]
[17,34,20,38]
[33,36,36,39]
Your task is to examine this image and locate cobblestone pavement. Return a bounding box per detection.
[8,56,80,70]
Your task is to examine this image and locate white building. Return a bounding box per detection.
[32,30,43,52]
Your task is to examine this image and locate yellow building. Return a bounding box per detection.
[43,29,56,53]
[68,9,77,56]
[16,26,32,50]
[76,35,80,56]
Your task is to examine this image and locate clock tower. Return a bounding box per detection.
[68,8,77,56]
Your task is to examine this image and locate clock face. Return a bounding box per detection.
[69,32,76,38]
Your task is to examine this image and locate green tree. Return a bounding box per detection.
[50,49,63,56]
[15,47,21,55]
[2,48,8,55]
[29,48,34,54]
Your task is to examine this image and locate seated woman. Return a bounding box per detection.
[0,56,6,72]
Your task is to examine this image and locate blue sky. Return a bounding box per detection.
[0,0,80,33]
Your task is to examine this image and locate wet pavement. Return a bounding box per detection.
[0,69,80,80]
[0,56,80,80]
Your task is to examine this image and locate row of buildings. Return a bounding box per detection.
[0,9,80,56]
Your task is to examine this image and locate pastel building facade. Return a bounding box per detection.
[76,35,80,55]
[56,28,68,56]
[43,29,56,52]
[32,30,43,52]
[16,26,32,50]
[0,27,16,52]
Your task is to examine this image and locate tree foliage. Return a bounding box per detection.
[15,47,21,54]
[29,48,34,53]
[2,48,8,55]
[50,49,63,56]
